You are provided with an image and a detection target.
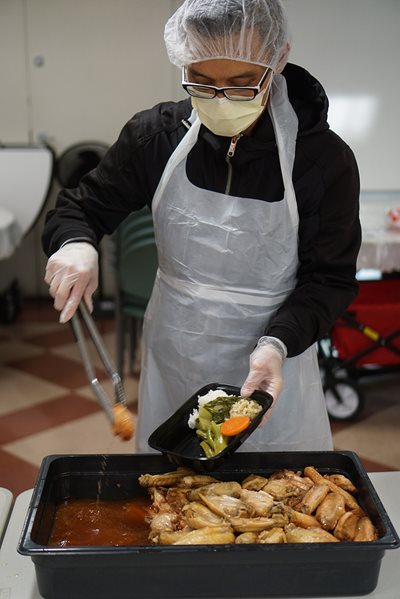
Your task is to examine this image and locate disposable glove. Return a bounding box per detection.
[44,242,98,323]
[241,336,286,423]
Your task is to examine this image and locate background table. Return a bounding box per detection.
[0,206,22,261]
[357,198,400,272]
[0,488,13,545]
[0,472,398,598]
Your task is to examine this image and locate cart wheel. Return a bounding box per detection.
[324,379,365,421]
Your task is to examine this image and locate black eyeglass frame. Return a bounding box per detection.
[181,65,273,102]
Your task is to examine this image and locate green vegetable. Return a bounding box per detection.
[196,406,213,431]
[196,419,228,457]
[193,395,249,458]
[204,396,244,424]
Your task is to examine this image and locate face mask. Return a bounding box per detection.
[191,80,272,137]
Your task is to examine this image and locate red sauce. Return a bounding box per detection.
[48,497,151,547]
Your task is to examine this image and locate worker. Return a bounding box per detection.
[42,0,361,452]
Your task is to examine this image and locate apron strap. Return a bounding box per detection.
[181,107,198,130]
[152,110,201,214]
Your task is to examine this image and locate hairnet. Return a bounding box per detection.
[164,0,290,70]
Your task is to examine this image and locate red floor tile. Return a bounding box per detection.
[356,456,395,473]
[0,449,39,496]
[5,353,107,388]
[17,299,59,323]
[26,326,78,348]
[0,394,102,444]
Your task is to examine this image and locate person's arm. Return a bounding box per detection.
[42,99,192,257]
[265,144,361,357]
[43,100,192,322]
[42,118,151,258]
[241,143,360,404]
[42,113,154,322]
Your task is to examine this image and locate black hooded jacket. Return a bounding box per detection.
[42,63,361,357]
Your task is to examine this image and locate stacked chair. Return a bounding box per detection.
[114,207,158,378]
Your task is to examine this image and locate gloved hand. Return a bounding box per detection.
[240,336,286,423]
[44,242,99,323]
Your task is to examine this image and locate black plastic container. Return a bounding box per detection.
[18,451,399,599]
[148,382,273,470]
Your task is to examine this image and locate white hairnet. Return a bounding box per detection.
[164,0,291,71]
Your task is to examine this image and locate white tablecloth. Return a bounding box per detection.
[0,488,13,545]
[0,206,22,260]
[358,199,400,272]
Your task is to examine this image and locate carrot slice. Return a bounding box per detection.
[220,416,251,436]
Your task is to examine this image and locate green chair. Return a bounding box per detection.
[114,208,158,378]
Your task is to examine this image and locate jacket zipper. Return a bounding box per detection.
[225,134,242,195]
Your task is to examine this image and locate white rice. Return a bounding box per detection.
[187,389,231,429]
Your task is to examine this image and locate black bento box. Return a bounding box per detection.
[18,452,399,599]
[148,382,273,470]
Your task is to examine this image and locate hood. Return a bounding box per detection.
[283,62,330,136]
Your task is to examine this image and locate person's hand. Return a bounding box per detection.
[44,242,99,323]
[240,337,286,424]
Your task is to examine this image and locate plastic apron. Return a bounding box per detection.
[136,74,332,452]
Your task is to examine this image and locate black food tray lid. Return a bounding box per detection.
[148,382,273,470]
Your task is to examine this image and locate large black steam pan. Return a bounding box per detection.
[148,382,273,470]
[18,451,399,599]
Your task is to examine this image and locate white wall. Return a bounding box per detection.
[283,0,400,191]
[1,0,399,297]
[0,0,180,296]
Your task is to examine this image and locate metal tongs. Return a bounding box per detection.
[71,302,134,440]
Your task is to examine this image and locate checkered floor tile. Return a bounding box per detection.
[0,300,399,497]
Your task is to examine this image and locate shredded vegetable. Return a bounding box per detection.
[189,392,262,458]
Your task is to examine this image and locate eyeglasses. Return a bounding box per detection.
[182,66,273,102]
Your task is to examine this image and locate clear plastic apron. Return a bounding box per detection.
[136,74,332,452]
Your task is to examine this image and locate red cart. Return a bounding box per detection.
[318,278,400,420]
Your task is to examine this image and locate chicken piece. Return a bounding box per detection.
[241,474,269,491]
[316,492,346,531]
[262,478,305,501]
[159,526,235,545]
[240,489,274,517]
[138,467,194,488]
[235,532,258,544]
[199,493,249,519]
[324,474,357,494]
[286,495,308,509]
[295,483,330,515]
[148,512,180,543]
[182,502,226,529]
[353,516,378,542]
[270,501,287,515]
[268,469,295,479]
[334,511,360,541]
[285,524,339,543]
[258,527,287,544]
[188,481,242,501]
[269,470,314,492]
[289,509,320,529]
[304,467,362,513]
[157,530,194,545]
[148,512,178,533]
[177,475,219,488]
[147,487,168,511]
[165,487,191,512]
[230,514,287,533]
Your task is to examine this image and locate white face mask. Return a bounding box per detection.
[191,80,272,137]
